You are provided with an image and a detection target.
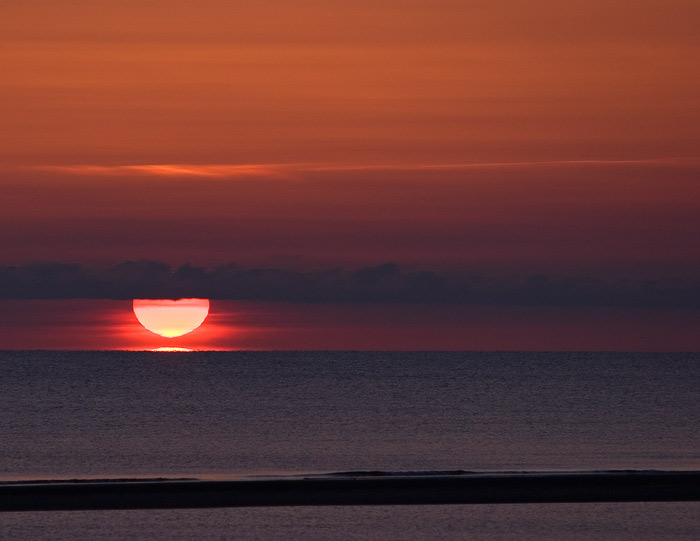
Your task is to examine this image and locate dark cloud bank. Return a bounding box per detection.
[1,261,699,308]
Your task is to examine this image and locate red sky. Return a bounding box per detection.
[2,161,700,277]
[1,1,699,349]
[2,300,699,352]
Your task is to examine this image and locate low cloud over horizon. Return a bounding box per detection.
[1,261,699,309]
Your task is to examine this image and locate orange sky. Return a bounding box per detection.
[2,1,699,166]
[1,1,699,349]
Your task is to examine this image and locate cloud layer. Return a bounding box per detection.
[1,261,699,308]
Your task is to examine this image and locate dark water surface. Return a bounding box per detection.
[2,350,699,538]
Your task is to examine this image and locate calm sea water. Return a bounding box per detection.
[1,350,699,539]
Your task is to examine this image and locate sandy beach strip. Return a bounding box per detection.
[2,471,700,511]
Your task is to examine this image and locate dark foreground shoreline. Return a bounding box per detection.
[2,471,699,512]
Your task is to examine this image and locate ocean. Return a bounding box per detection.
[1,350,699,539]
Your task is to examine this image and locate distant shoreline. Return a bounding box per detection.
[2,471,700,511]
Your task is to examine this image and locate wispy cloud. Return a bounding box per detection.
[25,158,700,178]
[305,157,700,172]
[29,164,298,178]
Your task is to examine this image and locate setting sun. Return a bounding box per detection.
[132,298,210,338]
